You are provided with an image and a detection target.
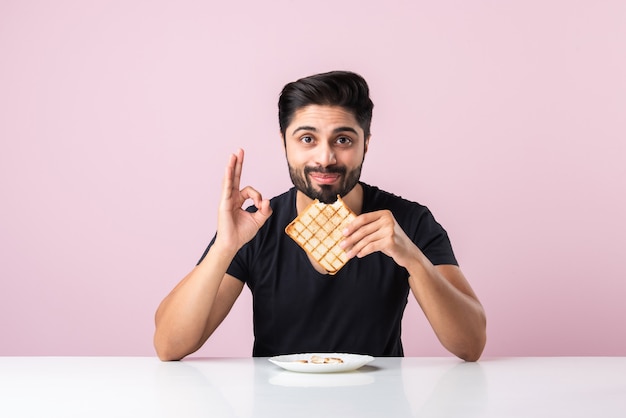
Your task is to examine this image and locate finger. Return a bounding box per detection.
[221,152,238,202]
[342,216,386,248]
[343,228,388,259]
[341,214,395,258]
[354,237,386,258]
[259,199,273,217]
[342,212,378,237]
[232,148,244,192]
[239,185,263,207]
[252,199,273,226]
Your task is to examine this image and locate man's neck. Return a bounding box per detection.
[295,183,363,215]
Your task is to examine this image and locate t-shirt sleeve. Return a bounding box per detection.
[411,208,458,266]
[196,235,250,283]
[197,203,260,283]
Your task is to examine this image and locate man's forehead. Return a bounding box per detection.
[292,104,356,117]
[288,105,361,132]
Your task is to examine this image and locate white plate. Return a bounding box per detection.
[268,353,374,373]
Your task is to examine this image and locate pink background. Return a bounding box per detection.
[1,0,625,357]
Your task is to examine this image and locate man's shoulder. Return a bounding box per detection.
[245,188,295,212]
[264,187,297,225]
[361,182,427,212]
[269,187,296,205]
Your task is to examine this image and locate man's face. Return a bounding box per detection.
[283,105,369,203]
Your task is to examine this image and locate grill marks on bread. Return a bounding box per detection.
[285,196,356,275]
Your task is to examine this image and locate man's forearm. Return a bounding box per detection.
[153,244,237,360]
[407,255,486,361]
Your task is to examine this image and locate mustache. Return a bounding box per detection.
[304,166,346,175]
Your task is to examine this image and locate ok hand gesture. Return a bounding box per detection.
[215,149,272,254]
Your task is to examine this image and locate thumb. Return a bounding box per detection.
[253,199,273,226]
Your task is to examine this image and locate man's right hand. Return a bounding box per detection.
[214,148,272,254]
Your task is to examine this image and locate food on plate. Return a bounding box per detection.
[294,355,344,364]
[285,195,356,275]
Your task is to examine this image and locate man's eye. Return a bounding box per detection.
[300,136,314,144]
[336,136,352,145]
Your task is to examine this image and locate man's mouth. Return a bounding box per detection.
[309,172,341,185]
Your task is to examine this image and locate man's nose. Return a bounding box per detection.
[315,143,336,166]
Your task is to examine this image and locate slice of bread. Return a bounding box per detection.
[285,196,356,275]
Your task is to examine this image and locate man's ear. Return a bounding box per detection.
[364,135,371,154]
[280,131,286,149]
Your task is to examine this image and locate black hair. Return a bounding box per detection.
[278,70,374,139]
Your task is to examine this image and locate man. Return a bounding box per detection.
[154,71,486,361]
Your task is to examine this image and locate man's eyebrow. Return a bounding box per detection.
[292,126,317,135]
[333,126,359,135]
[291,126,359,135]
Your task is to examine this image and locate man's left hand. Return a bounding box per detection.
[340,210,419,269]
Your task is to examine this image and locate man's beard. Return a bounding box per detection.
[288,163,363,204]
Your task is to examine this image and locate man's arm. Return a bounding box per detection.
[340,210,486,361]
[406,262,486,362]
[153,149,271,361]
[154,250,243,361]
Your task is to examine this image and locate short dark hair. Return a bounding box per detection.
[278,70,374,139]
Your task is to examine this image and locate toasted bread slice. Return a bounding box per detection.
[285,196,356,275]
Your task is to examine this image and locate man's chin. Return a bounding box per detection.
[303,186,340,204]
[317,195,339,204]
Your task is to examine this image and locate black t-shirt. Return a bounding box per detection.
[200,182,458,357]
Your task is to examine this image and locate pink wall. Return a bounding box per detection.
[1,0,625,357]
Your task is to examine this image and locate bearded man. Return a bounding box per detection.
[154,71,486,361]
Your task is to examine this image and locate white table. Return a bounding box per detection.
[1,356,625,417]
